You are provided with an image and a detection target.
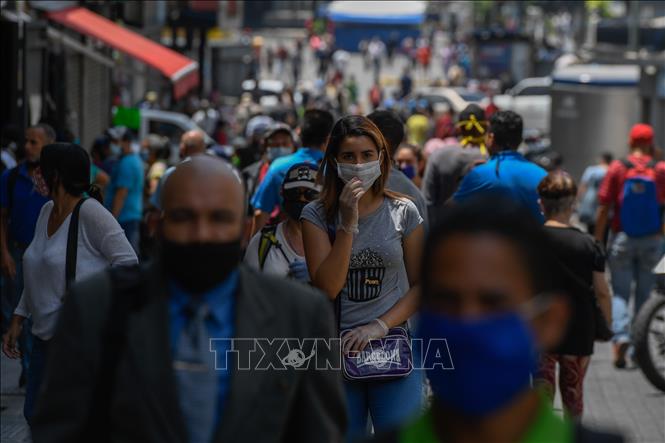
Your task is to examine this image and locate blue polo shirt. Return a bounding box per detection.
[250,147,324,212]
[453,150,547,223]
[169,270,238,426]
[105,153,144,223]
[0,164,50,246]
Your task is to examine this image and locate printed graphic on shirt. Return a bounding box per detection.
[346,248,385,302]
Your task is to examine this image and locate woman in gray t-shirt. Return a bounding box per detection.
[301,115,424,441]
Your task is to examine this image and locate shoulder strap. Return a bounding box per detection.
[82,264,146,441]
[646,159,658,169]
[7,166,20,214]
[620,158,634,170]
[258,224,290,269]
[65,198,87,295]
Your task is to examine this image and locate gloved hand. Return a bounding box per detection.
[342,319,389,353]
[338,178,364,233]
[288,259,310,282]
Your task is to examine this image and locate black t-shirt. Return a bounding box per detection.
[544,226,606,356]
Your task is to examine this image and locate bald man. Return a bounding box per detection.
[179,129,207,159]
[148,130,209,212]
[32,157,346,443]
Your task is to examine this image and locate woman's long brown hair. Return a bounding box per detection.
[318,115,403,223]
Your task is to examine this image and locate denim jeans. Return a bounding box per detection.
[608,232,663,343]
[120,220,141,254]
[344,358,423,441]
[1,244,33,375]
[24,336,49,424]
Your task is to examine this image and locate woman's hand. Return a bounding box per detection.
[2,316,24,359]
[342,319,389,353]
[338,178,364,233]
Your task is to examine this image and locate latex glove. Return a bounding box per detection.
[338,178,364,233]
[342,319,389,353]
[288,259,310,282]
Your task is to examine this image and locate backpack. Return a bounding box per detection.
[619,159,661,237]
[257,224,289,270]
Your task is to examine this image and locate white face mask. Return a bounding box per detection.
[266,146,292,162]
[336,153,382,192]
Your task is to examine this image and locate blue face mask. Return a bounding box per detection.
[419,309,539,417]
[110,143,122,157]
[400,164,416,180]
[140,150,149,162]
[266,146,292,162]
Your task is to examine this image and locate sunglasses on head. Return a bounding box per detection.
[284,188,319,201]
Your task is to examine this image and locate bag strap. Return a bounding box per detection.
[258,224,290,269]
[82,264,146,441]
[6,166,20,214]
[620,158,634,170]
[65,198,87,295]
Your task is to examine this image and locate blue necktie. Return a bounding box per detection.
[173,301,218,443]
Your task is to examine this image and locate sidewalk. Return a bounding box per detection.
[1,342,663,442]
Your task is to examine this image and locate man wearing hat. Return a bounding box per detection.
[596,123,665,368]
[245,162,319,282]
[242,122,296,217]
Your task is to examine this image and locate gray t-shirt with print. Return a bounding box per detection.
[301,197,423,329]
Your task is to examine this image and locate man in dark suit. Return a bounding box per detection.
[32,157,346,442]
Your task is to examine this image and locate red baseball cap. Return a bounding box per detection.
[629,123,654,146]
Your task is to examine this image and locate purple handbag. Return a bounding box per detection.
[341,326,413,381]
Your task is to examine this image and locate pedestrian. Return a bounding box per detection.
[400,68,413,99]
[375,197,623,443]
[141,134,170,198]
[394,143,424,189]
[91,135,116,175]
[242,123,296,217]
[251,109,333,235]
[368,37,385,83]
[595,123,665,368]
[105,127,144,252]
[369,82,383,111]
[536,171,612,418]
[0,123,54,386]
[367,110,428,229]
[422,105,487,218]
[2,143,137,425]
[149,129,208,212]
[30,157,346,442]
[245,163,320,281]
[301,115,424,440]
[578,152,613,236]
[453,110,547,223]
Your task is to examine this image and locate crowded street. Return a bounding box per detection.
[1,1,664,442]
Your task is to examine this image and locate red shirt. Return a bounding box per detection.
[598,154,665,232]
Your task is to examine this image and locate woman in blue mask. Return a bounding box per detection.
[372,197,623,443]
[302,115,425,441]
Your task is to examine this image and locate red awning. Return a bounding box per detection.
[48,7,199,99]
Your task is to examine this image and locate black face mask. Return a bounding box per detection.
[283,199,308,221]
[160,238,242,294]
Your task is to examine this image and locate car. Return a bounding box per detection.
[241,79,285,109]
[138,109,215,164]
[485,77,551,134]
[414,86,481,114]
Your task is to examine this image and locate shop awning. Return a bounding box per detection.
[47,7,199,99]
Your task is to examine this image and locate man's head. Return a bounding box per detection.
[179,130,207,159]
[107,126,135,155]
[160,156,245,293]
[487,110,523,154]
[367,109,405,156]
[537,171,577,220]
[25,123,56,164]
[601,152,613,165]
[300,109,334,150]
[628,123,654,154]
[281,163,321,221]
[420,198,568,416]
[263,123,296,162]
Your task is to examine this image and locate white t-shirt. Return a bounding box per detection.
[244,222,304,278]
[15,199,138,340]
